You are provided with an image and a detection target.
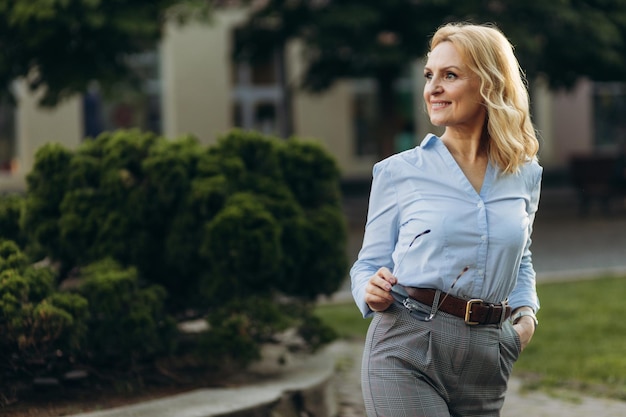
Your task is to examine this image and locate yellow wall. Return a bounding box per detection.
[551,79,593,165]
[161,9,248,145]
[0,83,81,191]
[293,81,358,176]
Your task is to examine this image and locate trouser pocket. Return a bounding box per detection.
[499,320,522,377]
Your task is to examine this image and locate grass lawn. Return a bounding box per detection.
[314,275,626,400]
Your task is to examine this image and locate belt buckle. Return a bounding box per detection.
[464,299,483,325]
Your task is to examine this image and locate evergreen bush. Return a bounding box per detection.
[197,296,294,369]
[23,129,347,311]
[0,240,89,398]
[0,193,26,248]
[21,142,74,264]
[16,128,347,380]
[76,259,177,366]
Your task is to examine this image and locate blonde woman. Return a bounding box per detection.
[351,22,541,417]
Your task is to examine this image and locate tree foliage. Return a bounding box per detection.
[235,0,626,155]
[459,0,626,88]
[237,0,626,91]
[0,0,212,106]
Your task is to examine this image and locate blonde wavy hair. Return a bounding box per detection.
[430,22,539,174]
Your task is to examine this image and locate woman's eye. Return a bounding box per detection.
[424,72,457,81]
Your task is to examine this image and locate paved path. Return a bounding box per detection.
[530,187,626,280]
[330,340,626,417]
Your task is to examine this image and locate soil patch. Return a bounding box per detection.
[1,365,264,417]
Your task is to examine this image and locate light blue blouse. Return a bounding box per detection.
[350,134,543,318]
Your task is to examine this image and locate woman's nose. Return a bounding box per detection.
[425,79,442,95]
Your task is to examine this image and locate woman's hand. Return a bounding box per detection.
[512,309,536,351]
[364,267,397,312]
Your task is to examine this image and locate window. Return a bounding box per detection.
[82,51,161,138]
[231,51,285,137]
[254,102,278,135]
[593,82,626,150]
[231,25,290,138]
[251,58,277,85]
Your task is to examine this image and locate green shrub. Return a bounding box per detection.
[163,175,227,307]
[201,130,348,301]
[198,296,298,369]
[201,192,282,301]
[77,259,177,366]
[0,243,177,403]
[278,139,342,209]
[282,204,348,299]
[0,240,89,387]
[19,128,347,373]
[21,143,73,264]
[22,131,201,296]
[23,128,347,311]
[0,194,26,247]
[297,313,338,352]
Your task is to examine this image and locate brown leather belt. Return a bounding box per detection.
[403,286,511,325]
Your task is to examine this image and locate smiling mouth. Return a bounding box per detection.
[431,102,450,109]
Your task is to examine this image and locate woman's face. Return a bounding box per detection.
[423,42,486,132]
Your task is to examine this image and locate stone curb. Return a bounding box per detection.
[65,344,338,417]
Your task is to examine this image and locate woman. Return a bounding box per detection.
[350,22,542,417]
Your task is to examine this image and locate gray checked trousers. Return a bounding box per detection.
[361,302,521,417]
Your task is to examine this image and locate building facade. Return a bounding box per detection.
[1,8,624,193]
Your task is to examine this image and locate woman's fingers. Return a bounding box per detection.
[364,267,398,312]
[513,319,535,351]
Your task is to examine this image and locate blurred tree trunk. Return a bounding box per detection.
[377,72,400,158]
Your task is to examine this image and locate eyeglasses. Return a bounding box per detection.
[393,229,430,272]
[390,229,470,322]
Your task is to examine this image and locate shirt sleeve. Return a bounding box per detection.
[508,167,543,312]
[350,160,400,318]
